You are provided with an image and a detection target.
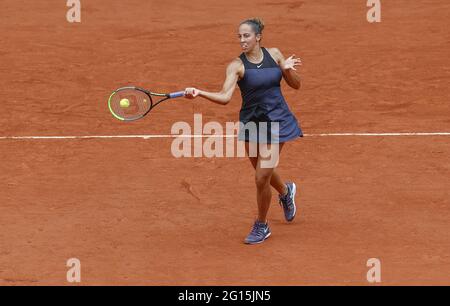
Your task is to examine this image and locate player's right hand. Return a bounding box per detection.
[184,87,200,99]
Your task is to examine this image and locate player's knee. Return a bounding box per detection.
[255,172,271,188]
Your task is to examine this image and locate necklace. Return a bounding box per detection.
[246,48,263,63]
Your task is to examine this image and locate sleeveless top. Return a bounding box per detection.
[237,47,303,142]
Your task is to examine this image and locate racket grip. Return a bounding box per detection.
[169,91,185,99]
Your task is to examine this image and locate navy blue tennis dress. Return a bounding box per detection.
[237,47,303,143]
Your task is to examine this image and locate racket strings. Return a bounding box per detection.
[109,89,152,121]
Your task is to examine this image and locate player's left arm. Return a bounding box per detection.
[270,48,302,90]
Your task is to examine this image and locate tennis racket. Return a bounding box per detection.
[108,86,185,121]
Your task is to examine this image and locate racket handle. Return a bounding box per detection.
[169,91,185,99]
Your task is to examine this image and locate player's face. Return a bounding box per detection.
[238,24,261,52]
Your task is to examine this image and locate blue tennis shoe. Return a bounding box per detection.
[279,182,297,222]
[244,221,271,244]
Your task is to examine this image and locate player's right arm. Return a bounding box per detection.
[184,58,242,105]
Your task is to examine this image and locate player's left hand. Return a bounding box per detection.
[283,55,302,71]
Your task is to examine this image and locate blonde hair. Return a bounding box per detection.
[240,17,265,34]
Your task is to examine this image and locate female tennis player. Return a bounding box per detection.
[184,18,303,244]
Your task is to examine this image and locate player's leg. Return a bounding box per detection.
[254,161,274,223]
[276,141,297,222]
[245,142,287,196]
[243,153,274,244]
[244,142,287,244]
[254,142,284,222]
[254,141,296,223]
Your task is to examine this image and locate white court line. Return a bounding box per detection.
[1,132,450,140]
[308,132,450,137]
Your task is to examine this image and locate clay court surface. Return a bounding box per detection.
[1,0,449,285]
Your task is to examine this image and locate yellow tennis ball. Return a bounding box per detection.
[119,98,130,108]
